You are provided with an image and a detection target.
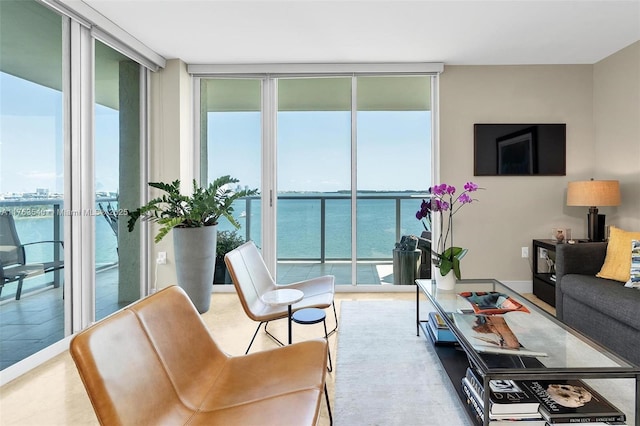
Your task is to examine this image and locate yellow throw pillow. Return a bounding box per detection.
[597,227,640,282]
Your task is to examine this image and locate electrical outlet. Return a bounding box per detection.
[521,247,529,258]
[156,251,167,265]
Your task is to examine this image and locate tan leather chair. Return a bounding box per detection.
[70,285,330,426]
[225,240,337,354]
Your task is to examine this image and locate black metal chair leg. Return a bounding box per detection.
[325,383,333,425]
[323,319,333,372]
[326,302,338,336]
[245,321,265,354]
[264,320,286,347]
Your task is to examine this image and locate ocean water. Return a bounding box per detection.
[219,193,425,260]
[10,193,425,265]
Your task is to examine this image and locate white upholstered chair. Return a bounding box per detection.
[225,241,337,353]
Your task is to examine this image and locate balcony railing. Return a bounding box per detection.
[0,197,119,292]
[234,193,427,263]
[2,193,427,269]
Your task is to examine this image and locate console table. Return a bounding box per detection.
[416,278,640,426]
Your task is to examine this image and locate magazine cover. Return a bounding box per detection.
[458,291,531,315]
[528,379,626,423]
[452,313,547,357]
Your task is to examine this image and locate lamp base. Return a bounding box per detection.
[587,208,606,242]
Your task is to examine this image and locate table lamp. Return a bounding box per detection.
[566,179,621,241]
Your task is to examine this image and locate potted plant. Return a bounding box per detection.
[128,176,258,313]
[416,181,482,289]
[213,230,245,284]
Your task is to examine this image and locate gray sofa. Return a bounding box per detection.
[555,242,640,367]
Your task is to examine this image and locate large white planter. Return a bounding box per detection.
[173,225,217,313]
[433,265,456,291]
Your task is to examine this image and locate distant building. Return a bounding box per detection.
[36,188,50,197]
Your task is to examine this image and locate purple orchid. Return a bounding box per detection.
[415,181,483,279]
[457,193,473,204]
[464,182,479,192]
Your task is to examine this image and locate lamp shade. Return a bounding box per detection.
[566,180,621,207]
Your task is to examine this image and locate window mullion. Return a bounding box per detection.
[261,77,278,275]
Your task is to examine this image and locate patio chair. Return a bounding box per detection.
[0,212,64,300]
[225,240,337,354]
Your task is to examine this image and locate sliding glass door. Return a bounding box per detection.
[199,73,433,286]
[0,0,66,370]
[0,0,151,373]
[200,79,262,283]
[355,76,431,284]
[276,78,352,284]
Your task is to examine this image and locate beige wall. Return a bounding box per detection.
[440,50,640,283]
[148,58,191,289]
[440,65,595,282]
[594,41,640,232]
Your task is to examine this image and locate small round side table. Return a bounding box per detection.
[261,288,304,345]
[292,308,333,372]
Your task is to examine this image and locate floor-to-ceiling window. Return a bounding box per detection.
[355,76,431,284]
[0,0,153,374]
[200,79,262,283]
[0,0,65,370]
[277,78,353,283]
[197,69,435,287]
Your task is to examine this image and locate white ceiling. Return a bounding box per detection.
[80,0,640,65]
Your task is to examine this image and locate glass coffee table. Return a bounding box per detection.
[416,278,640,426]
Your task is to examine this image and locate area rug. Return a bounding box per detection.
[334,300,471,426]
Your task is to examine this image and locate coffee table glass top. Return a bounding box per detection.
[416,278,638,372]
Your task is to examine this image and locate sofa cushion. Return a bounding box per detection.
[597,226,640,282]
[561,274,640,332]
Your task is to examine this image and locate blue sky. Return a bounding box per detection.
[208,110,431,193]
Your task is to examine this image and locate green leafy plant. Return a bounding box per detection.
[127,176,258,243]
[216,230,245,258]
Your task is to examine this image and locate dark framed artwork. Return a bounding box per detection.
[496,126,538,175]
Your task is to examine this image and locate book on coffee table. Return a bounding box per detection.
[465,367,541,415]
[427,311,457,343]
[527,379,626,424]
[461,377,546,424]
[452,313,547,357]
